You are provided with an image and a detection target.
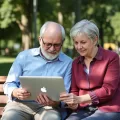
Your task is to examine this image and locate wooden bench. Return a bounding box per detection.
[0,76,8,118]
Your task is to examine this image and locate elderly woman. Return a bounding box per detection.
[60,19,120,120]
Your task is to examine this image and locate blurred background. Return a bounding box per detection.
[0,0,120,75]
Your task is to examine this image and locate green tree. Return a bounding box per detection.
[0,0,33,50]
[1,0,120,57]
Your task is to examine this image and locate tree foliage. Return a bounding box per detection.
[0,0,120,57]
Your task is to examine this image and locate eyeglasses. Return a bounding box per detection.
[41,37,63,49]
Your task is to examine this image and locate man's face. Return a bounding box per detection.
[39,36,63,60]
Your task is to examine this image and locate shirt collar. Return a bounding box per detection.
[77,45,103,64]
[31,47,40,56]
[31,47,63,62]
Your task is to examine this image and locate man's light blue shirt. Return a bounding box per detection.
[3,47,72,101]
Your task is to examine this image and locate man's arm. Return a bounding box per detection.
[3,52,25,100]
[63,61,72,93]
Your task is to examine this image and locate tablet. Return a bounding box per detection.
[19,76,66,101]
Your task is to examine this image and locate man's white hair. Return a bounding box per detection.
[40,21,65,41]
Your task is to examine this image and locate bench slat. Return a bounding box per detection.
[0,76,6,83]
[0,84,3,92]
[0,96,8,103]
[0,107,4,116]
[0,76,7,118]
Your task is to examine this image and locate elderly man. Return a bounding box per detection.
[1,21,72,120]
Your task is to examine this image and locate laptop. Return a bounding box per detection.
[19,76,66,101]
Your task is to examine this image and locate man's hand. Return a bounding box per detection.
[12,88,31,100]
[36,93,59,107]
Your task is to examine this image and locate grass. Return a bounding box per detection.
[0,56,15,76]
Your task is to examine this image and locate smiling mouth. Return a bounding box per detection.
[79,50,85,52]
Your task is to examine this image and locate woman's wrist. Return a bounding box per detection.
[78,94,92,104]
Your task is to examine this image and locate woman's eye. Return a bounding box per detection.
[81,42,86,44]
[74,41,78,45]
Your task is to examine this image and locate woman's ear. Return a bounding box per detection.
[94,36,98,46]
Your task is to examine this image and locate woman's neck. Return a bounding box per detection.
[85,46,98,61]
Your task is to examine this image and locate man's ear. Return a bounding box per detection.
[38,36,41,41]
[38,36,42,45]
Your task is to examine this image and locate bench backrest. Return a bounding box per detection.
[0,76,8,118]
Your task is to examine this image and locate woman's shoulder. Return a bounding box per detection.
[72,56,81,64]
[103,48,118,57]
[101,48,119,61]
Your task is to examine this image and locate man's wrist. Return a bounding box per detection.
[12,88,18,98]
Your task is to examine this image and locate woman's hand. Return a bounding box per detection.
[66,103,78,110]
[60,92,91,109]
[60,92,79,110]
[60,92,80,104]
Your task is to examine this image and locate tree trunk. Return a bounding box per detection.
[72,0,81,58]
[17,14,32,50]
[58,11,63,25]
[99,22,104,47]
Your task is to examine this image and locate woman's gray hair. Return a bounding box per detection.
[70,19,99,44]
[40,21,65,41]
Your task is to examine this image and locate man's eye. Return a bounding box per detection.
[55,44,61,47]
[46,43,52,46]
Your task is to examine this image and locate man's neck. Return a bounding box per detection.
[40,49,58,62]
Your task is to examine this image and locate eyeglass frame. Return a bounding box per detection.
[41,37,63,49]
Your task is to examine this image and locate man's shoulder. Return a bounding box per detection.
[59,52,72,62]
[18,48,39,57]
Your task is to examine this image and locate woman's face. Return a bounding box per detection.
[73,33,96,57]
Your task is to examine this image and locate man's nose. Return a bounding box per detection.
[49,45,56,51]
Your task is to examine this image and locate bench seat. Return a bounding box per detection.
[0,76,8,118]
